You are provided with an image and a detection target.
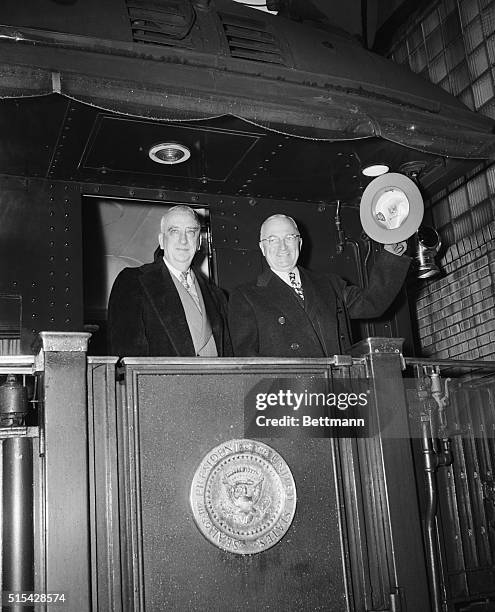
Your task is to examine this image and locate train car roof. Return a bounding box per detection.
[0,0,493,203]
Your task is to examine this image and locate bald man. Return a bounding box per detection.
[108,205,232,357]
[228,214,410,357]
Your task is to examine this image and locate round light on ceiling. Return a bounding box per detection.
[362,164,390,177]
[149,143,191,165]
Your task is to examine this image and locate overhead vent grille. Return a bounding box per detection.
[219,13,286,65]
[126,0,195,44]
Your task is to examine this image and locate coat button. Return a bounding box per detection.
[278,316,285,325]
[290,342,300,350]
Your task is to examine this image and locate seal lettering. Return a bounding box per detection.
[190,439,297,554]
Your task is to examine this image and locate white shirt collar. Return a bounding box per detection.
[271,267,300,286]
[163,257,193,283]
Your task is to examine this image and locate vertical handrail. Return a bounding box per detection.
[0,367,37,612]
[2,437,34,611]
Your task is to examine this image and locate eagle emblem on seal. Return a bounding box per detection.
[219,466,271,525]
[190,440,297,554]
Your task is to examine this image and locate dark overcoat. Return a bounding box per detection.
[108,259,232,357]
[228,251,410,357]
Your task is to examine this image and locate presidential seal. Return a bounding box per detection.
[189,439,297,554]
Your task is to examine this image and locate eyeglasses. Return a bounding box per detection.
[165,227,200,238]
[260,234,301,247]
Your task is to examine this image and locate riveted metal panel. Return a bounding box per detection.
[0,177,83,353]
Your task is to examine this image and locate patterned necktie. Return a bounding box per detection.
[180,271,201,312]
[180,271,191,291]
[288,271,304,300]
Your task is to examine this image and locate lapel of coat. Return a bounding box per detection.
[140,260,195,355]
[299,267,319,319]
[257,269,303,309]
[194,270,222,341]
[258,269,328,354]
[299,267,331,356]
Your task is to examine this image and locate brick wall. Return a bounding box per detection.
[389,0,495,359]
[414,222,495,359]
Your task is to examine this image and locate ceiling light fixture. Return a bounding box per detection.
[149,143,191,165]
[232,0,277,13]
[362,163,390,177]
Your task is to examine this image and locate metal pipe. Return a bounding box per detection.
[334,200,346,254]
[361,0,368,49]
[421,418,443,612]
[332,203,372,338]
[406,357,495,369]
[2,437,34,612]
[346,238,372,338]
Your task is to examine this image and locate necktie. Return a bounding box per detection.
[288,271,304,300]
[180,271,202,312]
[180,271,191,291]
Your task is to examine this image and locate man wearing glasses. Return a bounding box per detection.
[228,214,410,357]
[108,205,231,357]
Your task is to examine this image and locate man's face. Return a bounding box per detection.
[159,209,200,272]
[259,217,301,273]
